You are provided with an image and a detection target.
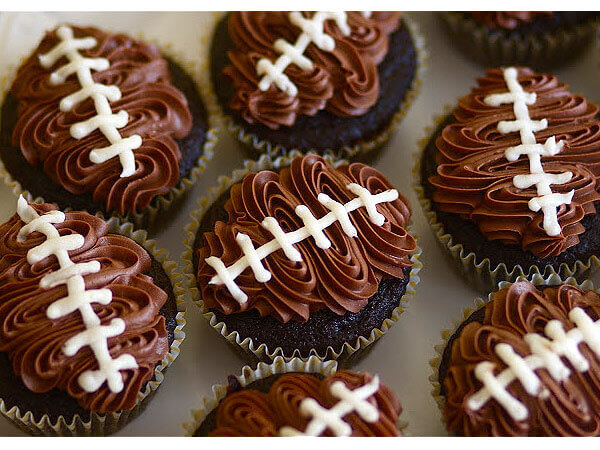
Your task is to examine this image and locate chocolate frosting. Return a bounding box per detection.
[470,12,553,30]
[10,25,192,215]
[223,12,401,129]
[197,154,416,323]
[443,281,600,436]
[209,371,402,436]
[0,202,169,413]
[429,67,600,258]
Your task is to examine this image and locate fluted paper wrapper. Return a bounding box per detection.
[413,109,600,293]
[428,274,595,434]
[182,153,422,366]
[0,27,218,230]
[0,218,187,436]
[182,355,407,436]
[440,12,599,70]
[206,12,427,162]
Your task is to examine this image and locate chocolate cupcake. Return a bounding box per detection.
[440,12,600,70]
[185,356,403,436]
[432,279,600,436]
[209,11,424,161]
[183,154,421,366]
[0,196,185,435]
[0,24,216,229]
[415,66,600,291]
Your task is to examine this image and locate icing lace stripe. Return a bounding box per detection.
[16,195,137,394]
[38,26,141,178]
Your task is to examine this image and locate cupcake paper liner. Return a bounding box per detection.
[0,217,187,436]
[182,153,422,366]
[428,274,595,434]
[182,355,408,436]
[412,108,600,293]
[440,12,600,70]
[0,28,218,231]
[206,12,427,162]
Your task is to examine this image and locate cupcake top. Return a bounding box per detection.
[0,196,169,413]
[196,154,416,323]
[223,11,401,129]
[429,67,600,258]
[442,281,600,436]
[469,12,553,30]
[10,25,192,215]
[207,370,401,436]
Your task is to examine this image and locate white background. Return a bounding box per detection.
[0,11,598,437]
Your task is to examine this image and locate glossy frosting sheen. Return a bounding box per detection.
[10,26,192,215]
[209,371,401,436]
[429,67,600,258]
[443,282,600,436]
[224,11,401,129]
[0,203,168,413]
[197,154,416,323]
[470,12,553,30]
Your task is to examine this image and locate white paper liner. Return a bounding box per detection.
[182,355,408,436]
[206,12,427,162]
[182,153,422,364]
[428,274,596,435]
[0,217,187,436]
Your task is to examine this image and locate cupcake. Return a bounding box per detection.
[440,12,600,70]
[416,66,600,291]
[432,279,600,436]
[185,356,403,436]
[0,196,185,435]
[0,24,215,229]
[209,11,423,161]
[184,153,421,366]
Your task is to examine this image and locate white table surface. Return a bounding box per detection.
[0,11,598,437]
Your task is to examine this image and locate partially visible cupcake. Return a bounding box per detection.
[185,356,403,436]
[0,24,215,229]
[210,11,423,161]
[184,154,421,366]
[416,66,600,291]
[432,280,600,436]
[0,196,185,435]
[440,12,600,69]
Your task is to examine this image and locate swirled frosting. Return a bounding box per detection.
[10,25,192,215]
[209,371,401,436]
[428,67,600,258]
[223,11,401,129]
[443,281,600,436]
[196,154,416,323]
[0,202,169,413]
[469,12,553,30]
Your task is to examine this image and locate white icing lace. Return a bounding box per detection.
[483,67,573,237]
[38,25,141,178]
[205,183,398,304]
[467,306,600,421]
[16,195,137,393]
[279,375,380,436]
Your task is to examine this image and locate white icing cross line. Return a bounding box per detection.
[279,375,380,436]
[483,67,573,237]
[16,195,137,393]
[467,306,600,421]
[256,12,350,97]
[38,26,141,178]
[205,183,398,304]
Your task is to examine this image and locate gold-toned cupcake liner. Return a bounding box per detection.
[206,12,428,162]
[428,274,595,434]
[412,108,600,293]
[0,217,187,436]
[0,28,218,231]
[182,355,408,436]
[182,153,422,365]
[440,12,600,69]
